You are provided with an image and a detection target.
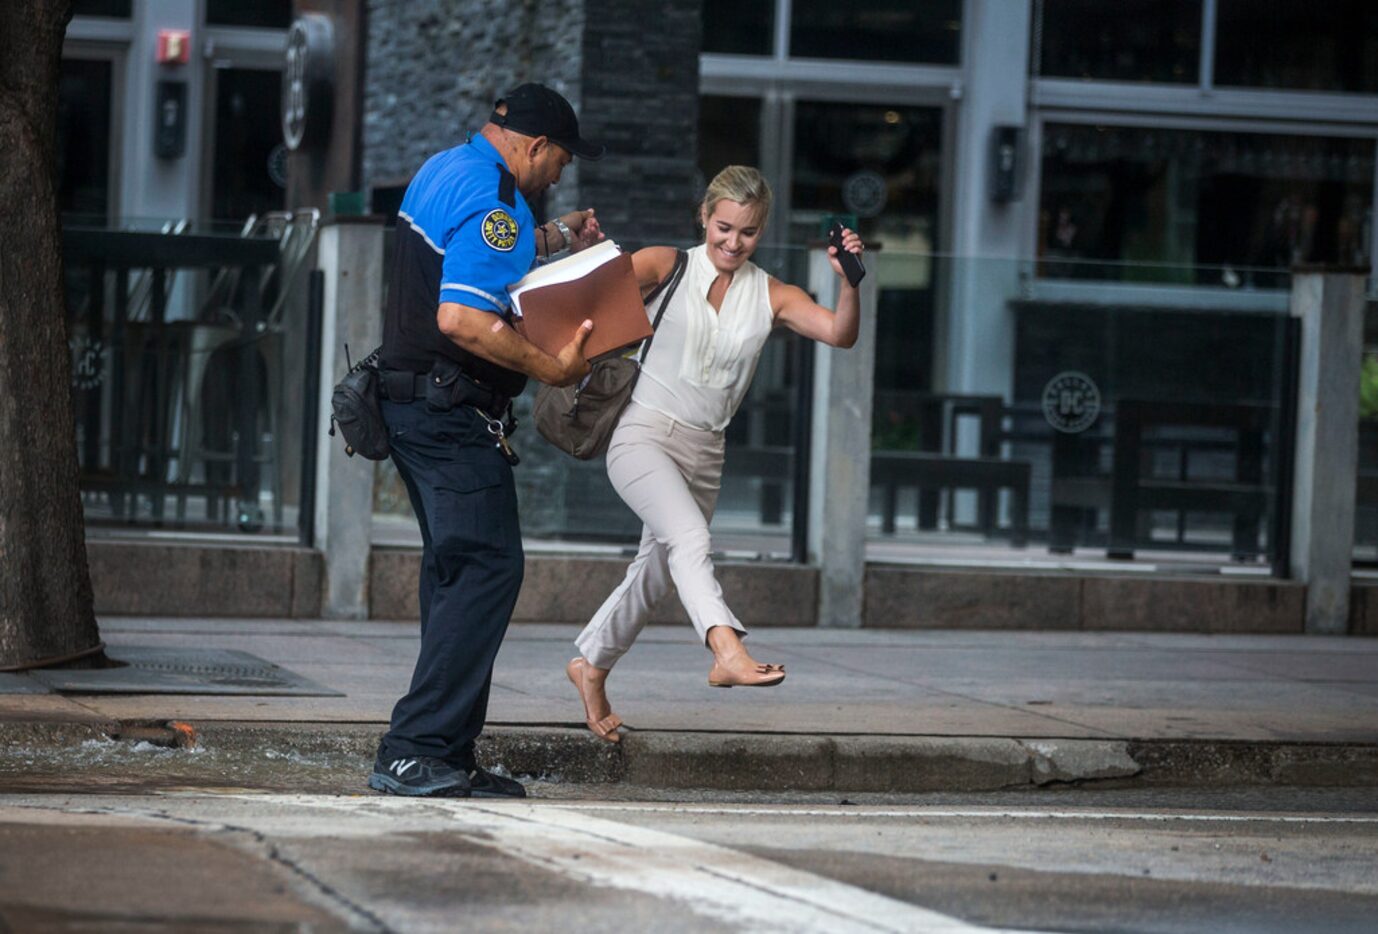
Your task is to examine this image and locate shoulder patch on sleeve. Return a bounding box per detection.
[480,208,519,252]
[497,163,516,207]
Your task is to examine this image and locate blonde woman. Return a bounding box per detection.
[567,166,865,742]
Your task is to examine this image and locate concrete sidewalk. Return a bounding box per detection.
[3,618,1377,793]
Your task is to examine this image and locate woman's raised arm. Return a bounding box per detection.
[770,228,864,348]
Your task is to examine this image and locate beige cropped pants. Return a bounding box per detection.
[574,403,747,670]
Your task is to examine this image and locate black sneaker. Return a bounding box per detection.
[466,765,527,798]
[368,755,471,797]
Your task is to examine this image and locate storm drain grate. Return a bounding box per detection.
[28,647,345,696]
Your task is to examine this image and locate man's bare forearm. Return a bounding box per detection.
[437,302,584,385]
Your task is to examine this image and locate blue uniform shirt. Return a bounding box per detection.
[381,133,536,396]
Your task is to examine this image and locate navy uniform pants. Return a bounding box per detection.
[376,398,524,767]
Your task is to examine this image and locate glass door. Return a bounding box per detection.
[789,101,950,542]
[790,101,945,394]
[57,56,117,224]
[59,53,121,494]
[702,97,951,549]
[206,67,287,224]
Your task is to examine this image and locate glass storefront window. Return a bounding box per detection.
[72,0,131,16]
[791,103,943,238]
[1215,0,1378,95]
[210,69,287,221]
[1357,301,1378,563]
[57,59,113,223]
[1038,0,1201,84]
[702,0,774,56]
[792,102,944,397]
[206,0,292,29]
[698,95,762,193]
[1006,292,1296,563]
[64,214,318,538]
[1038,124,1375,286]
[790,0,961,65]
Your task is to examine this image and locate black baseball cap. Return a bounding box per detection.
[490,83,605,161]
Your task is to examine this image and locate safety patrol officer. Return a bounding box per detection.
[369,83,604,797]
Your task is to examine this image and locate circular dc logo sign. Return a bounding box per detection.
[842,170,887,218]
[1042,371,1100,433]
[69,335,107,390]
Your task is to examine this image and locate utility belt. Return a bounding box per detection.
[380,360,512,420]
[380,359,520,464]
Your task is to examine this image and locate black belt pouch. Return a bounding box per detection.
[425,359,463,411]
[381,369,417,403]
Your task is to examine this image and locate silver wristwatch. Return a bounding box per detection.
[550,217,574,254]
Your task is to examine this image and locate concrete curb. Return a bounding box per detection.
[0,720,117,748]
[4,720,1376,792]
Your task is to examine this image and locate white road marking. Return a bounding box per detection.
[261,795,1048,934]
[546,803,1378,825]
[7,793,1376,929]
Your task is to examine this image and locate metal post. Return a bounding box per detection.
[313,219,385,619]
[806,248,879,627]
[298,270,325,548]
[790,332,814,564]
[1268,316,1301,578]
[1289,270,1366,634]
[234,264,262,530]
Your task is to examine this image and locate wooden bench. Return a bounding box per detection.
[870,451,1030,546]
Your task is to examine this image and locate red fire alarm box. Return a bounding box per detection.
[157,29,191,65]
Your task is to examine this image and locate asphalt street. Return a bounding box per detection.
[2,788,1374,933]
[4,620,1376,929]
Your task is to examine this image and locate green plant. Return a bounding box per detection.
[1361,354,1378,421]
[872,410,921,450]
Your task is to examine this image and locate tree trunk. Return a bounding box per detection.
[0,0,104,670]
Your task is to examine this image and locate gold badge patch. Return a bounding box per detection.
[481,209,518,252]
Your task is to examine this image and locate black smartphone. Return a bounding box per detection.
[827,221,866,288]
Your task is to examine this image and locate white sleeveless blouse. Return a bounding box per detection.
[631,244,776,432]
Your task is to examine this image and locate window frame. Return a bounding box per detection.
[704,0,965,69]
[1024,109,1378,305]
[59,39,127,225]
[1030,0,1378,298]
[1210,0,1378,97]
[198,26,291,226]
[1036,0,1378,108]
[700,57,959,258]
[1035,0,1207,87]
[705,0,1378,302]
[66,15,135,43]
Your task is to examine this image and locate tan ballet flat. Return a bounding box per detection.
[707,660,786,688]
[566,657,623,743]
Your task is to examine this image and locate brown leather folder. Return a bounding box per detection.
[513,251,651,362]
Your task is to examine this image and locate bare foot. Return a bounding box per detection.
[705,627,785,688]
[565,657,622,742]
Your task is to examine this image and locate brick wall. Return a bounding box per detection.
[576,0,703,248]
[362,0,700,244]
[362,0,585,192]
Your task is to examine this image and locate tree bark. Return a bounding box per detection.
[0,0,104,669]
